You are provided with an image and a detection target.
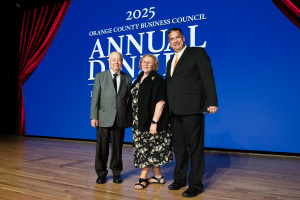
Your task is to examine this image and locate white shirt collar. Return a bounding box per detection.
[110,68,120,77]
[175,45,187,57]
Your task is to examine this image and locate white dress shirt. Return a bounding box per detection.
[170,45,187,77]
[110,68,121,93]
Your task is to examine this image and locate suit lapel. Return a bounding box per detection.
[167,54,175,78]
[105,70,116,94]
[118,72,125,96]
[173,46,190,75]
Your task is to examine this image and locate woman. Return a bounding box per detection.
[127,54,172,190]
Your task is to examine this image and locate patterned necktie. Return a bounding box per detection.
[113,73,118,92]
[173,54,179,73]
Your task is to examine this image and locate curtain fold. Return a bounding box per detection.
[272,0,300,29]
[18,0,72,135]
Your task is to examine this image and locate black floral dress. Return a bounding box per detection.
[131,82,173,168]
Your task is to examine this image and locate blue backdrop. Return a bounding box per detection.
[24,0,300,153]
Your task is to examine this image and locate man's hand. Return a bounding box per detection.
[91,119,99,128]
[207,106,218,114]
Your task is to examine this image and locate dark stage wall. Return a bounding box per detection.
[0,2,21,136]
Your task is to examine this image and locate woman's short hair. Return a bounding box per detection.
[139,54,159,71]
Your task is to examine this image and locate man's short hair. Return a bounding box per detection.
[167,28,183,37]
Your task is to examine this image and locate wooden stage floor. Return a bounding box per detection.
[0,135,299,200]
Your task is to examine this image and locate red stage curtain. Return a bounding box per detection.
[272,0,300,29]
[18,1,72,135]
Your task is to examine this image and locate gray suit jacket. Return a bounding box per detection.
[90,70,131,128]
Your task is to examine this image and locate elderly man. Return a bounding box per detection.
[166,28,218,197]
[90,51,131,184]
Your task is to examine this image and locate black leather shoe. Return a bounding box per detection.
[96,176,106,184]
[113,176,122,184]
[168,182,185,190]
[182,187,202,197]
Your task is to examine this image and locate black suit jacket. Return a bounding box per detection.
[166,46,218,115]
[126,71,169,131]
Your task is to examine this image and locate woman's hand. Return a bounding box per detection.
[150,123,158,135]
[150,100,165,135]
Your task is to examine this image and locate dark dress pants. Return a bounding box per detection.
[171,113,204,191]
[95,120,125,177]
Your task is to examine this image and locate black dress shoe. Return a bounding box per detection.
[182,187,202,197]
[168,182,185,190]
[96,176,106,184]
[113,176,122,184]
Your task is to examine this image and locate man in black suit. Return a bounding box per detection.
[90,51,131,184]
[166,28,218,197]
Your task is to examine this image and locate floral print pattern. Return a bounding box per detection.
[131,82,173,168]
